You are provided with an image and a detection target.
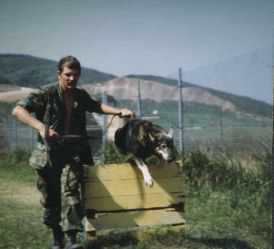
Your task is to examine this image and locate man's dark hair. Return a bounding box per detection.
[57,55,81,73]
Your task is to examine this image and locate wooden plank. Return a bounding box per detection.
[85,176,183,198]
[87,209,185,230]
[85,193,184,211]
[85,162,182,182]
[84,162,185,232]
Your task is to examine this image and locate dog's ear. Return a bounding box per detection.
[137,122,151,146]
[143,121,152,130]
[138,121,154,145]
[144,121,159,142]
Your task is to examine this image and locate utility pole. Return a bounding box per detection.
[178,67,184,159]
[137,80,143,118]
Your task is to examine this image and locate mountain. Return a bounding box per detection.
[0,75,14,85]
[82,76,272,118]
[0,54,271,120]
[0,54,116,87]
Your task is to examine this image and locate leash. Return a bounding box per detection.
[103,112,133,135]
[54,112,129,142]
[43,113,132,162]
[106,113,120,129]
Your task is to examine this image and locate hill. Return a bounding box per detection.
[83,75,272,118]
[0,54,271,121]
[0,54,116,87]
[0,75,15,86]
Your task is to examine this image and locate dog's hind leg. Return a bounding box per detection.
[133,157,153,187]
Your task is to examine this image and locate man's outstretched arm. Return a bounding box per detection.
[99,103,135,118]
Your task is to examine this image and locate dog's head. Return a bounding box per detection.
[148,126,176,162]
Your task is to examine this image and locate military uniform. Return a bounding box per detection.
[17,84,101,233]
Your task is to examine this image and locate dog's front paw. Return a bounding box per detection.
[144,176,153,187]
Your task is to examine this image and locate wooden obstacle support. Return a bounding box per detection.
[83,161,185,239]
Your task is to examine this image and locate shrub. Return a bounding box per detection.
[103,143,129,164]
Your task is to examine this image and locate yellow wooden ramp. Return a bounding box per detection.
[84,161,185,237]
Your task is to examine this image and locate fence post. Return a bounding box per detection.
[15,118,18,150]
[219,108,224,142]
[137,80,143,118]
[31,125,34,151]
[177,68,184,159]
[6,114,10,152]
[101,92,108,163]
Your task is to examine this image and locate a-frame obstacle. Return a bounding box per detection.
[83,161,185,239]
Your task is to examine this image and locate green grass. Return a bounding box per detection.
[0,148,271,249]
[0,199,50,249]
[182,148,271,249]
[0,150,51,249]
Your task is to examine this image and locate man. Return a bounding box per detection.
[12,55,134,249]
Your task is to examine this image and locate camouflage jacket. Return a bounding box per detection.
[17,84,102,167]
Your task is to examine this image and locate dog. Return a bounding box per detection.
[114,119,176,187]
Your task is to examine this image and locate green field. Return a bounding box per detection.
[0,147,271,249]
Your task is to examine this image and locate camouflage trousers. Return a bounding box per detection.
[34,150,89,232]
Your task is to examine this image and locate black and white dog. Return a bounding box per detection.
[114,119,176,186]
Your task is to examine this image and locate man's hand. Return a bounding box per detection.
[119,108,135,118]
[38,125,60,142]
[100,104,135,118]
[12,106,60,142]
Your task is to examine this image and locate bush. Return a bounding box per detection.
[103,143,130,164]
[0,149,30,166]
[182,148,271,248]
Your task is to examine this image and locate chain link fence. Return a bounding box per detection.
[0,82,272,158]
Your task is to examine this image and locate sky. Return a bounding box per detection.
[0,0,273,102]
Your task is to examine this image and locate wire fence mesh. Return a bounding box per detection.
[0,79,272,160]
[1,111,271,158]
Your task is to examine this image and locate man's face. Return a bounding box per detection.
[58,66,80,92]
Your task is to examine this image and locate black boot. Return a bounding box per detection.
[65,230,83,249]
[51,226,65,249]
